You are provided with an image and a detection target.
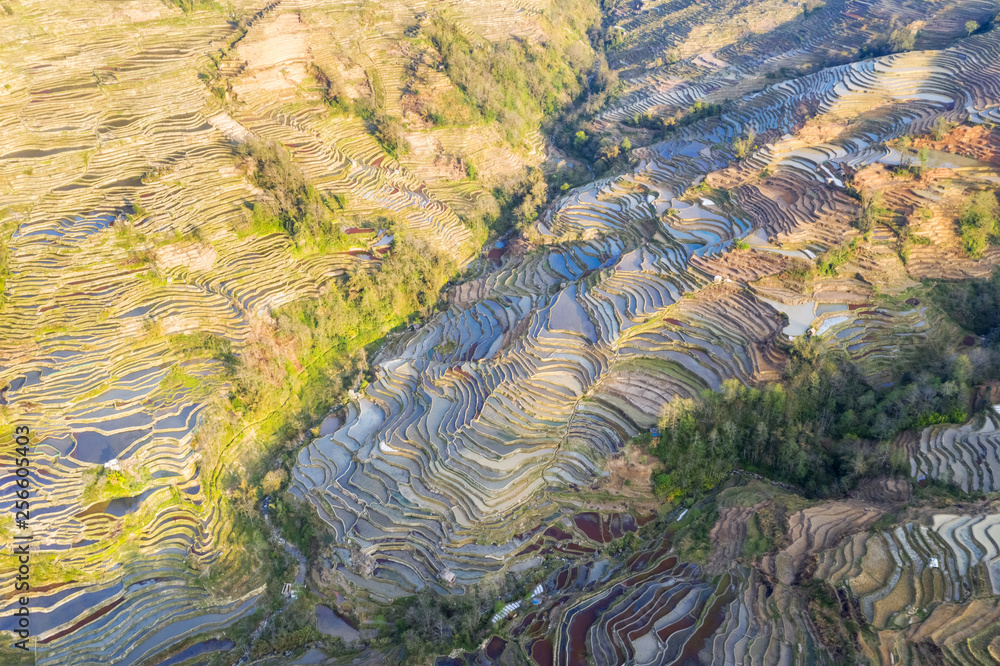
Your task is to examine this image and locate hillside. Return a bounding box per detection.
[2,0,1000,664]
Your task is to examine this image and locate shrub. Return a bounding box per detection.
[816,238,858,276]
[623,102,722,139]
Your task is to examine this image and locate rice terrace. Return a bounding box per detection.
[3,0,1000,663]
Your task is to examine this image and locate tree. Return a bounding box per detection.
[931,116,954,141]
[966,21,979,37]
[732,129,756,159]
[262,469,288,494]
[856,188,890,233]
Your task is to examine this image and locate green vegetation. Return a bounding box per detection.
[650,338,980,500]
[81,465,153,505]
[236,139,351,250]
[462,166,551,243]
[802,0,826,16]
[622,102,723,138]
[371,113,407,159]
[374,572,535,658]
[228,227,452,417]
[776,237,871,282]
[421,2,598,141]
[914,475,985,504]
[742,512,777,561]
[816,237,858,276]
[606,530,641,557]
[957,189,999,258]
[669,503,718,565]
[859,24,917,59]
[168,331,238,365]
[271,494,333,558]
[851,187,895,234]
[563,102,722,176]
[931,268,1000,346]
[731,129,756,160]
[237,139,325,233]
[893,147,929,180]
[888,26,916,52]
[252,591,323,658]
[931,116,956,141]
[309,63,351,113]
[113,216,155,267]
[0,644,32,666]
[804,580,860,663]
[164,0,221,13]
[352,99,410,159]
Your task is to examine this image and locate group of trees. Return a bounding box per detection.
[933,268,1000,347]
[364,107,408,159]
[236,139,348,250]
[732,129,756,160]
[376,572,530,658]
[558,101,721,176]
[859,25,917,59]
[622,101,723,139]
[309,62,351,113]
[651,337,980,501]
[851,187,894,234]
[310,58,410,159]
[957,189,999,258]
[495,166,550,231]
[235,224,453,417]
[892,135,931,179]
[555,101,725,176]
[252,592,323,657]
[459,166,551,242]
[421,7,598,141]
[930,116,957,141]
